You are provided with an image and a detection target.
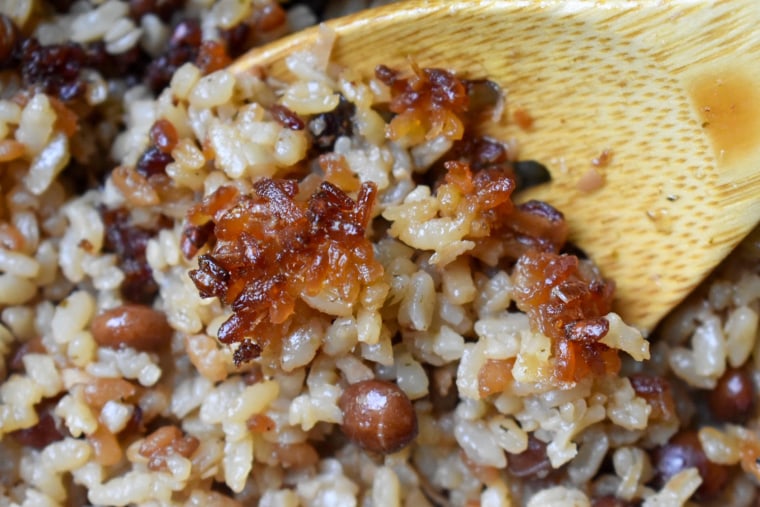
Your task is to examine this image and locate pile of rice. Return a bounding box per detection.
[0,1,758,507]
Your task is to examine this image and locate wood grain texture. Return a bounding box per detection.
[231,0,760,332]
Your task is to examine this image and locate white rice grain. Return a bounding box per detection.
[527,486,590,507]
[189,70,236,109]
[70,0,129,43]
[724,305,758,368]
[642,467,701,507]
[15,94,55,155]
[371,466,401,507]
[0,273,37,305]
[51,291,95,344]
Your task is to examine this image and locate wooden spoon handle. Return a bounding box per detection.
[232,0,760,332]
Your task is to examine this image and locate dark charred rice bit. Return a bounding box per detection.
[708,367,755,423]
[191,254,230,299]
[652,430,729,500]
[500,200,568,258]
[19,38,88,101]
[338,379,418,454]
[271,104,305,131]
[180,221,215,259]
[506,435,553,479]
[11,398,66,449]
[217,1,286,58]
[513,250,618,383]
[138,425,200,471]
[181,186,238,262]
[195,40,231,75]
[145,19,202,92]
[0,15,19,66]
[136,145,174,178]
[186,179,382,360]
[308,94,355,153]
[129,0,186,22]
[437,136,511,191]
[150,119,178,154]
[233,340,262,366]
[101,207,160,304]
[629,374,676,422]
[565,317,610,343]
[219,23,252,59]
[462,137,509,171]
[375,64,469,143]
[83,41,145,82]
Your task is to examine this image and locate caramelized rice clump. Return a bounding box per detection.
[513,250,618,383]
[186,179,382,364]
[376,64,470,142]
[438,161,567,260]
[185,64,618,384]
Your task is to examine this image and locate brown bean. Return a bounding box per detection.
[91,304,173,351]
[708,367,755,423]
[629,374,676,422]
[506,435,553,479]
[338,379,418,454]
[652,430,729,500]
[10,398,66,449]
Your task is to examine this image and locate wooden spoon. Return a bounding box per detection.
[231,0,760,333]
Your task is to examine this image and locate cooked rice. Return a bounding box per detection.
[0,1,758,507]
